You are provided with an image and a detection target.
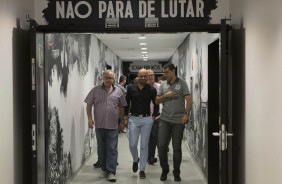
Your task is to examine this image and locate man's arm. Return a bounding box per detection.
[184,95,192,114]
[181,95,192,125]
[124,86,131,116]
[119,107,125,120]
[155,95,166,104]
[155,91,178,104]
[118,107,127,130]
[152,88,159,118]
[86,104,94,128]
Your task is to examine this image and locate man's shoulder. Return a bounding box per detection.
[93,84,103,90]
[177,77,188,85]
[114,85,123,93]
[145,83,156,91]
[116,83,122,88]
[153,82,161,89]
[116,83,127,93]
[127,84,136,90]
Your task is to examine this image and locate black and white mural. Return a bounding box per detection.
[170,32,219,179]
[178,34,189,80]
[45,33,121,183]
[47,107,72,184]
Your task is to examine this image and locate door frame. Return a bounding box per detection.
[29,22,47,184]
[29,19,232,184]
[219,19,232,184]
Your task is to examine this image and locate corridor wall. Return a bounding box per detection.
[169,32,219,179]
[0,0,34,184]
[45,33,122,183]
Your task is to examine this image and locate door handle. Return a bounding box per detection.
[212,132,233,136]
[213,124,233,150]
[31,58,35,90]
[212,132,220,136]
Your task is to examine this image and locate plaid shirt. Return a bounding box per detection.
[84,84,127,129]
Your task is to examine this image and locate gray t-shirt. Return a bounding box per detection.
[157,77,190,124]
[116,83,127,94]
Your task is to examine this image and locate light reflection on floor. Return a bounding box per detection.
[70,133,206,184]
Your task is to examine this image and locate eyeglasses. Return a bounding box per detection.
[139,75,148,79]
[103,77,114,80]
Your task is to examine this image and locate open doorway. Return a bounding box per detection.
[33,30,221,184]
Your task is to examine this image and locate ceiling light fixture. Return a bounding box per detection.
[138,35,146,39]
[141,47,147,50]
[142,51,147,54]
[140,43,147,46]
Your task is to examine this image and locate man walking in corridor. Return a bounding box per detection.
[124,68,159,179]
[85,70,127,182]
[156,63,192,182]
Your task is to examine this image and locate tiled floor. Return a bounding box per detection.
[69,133,206,184]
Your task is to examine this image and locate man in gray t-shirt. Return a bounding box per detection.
[156,63,192,182]
[116,75,127,95]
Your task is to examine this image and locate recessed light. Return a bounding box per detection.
[138,36,146,39]
[141,48,147,50]
[140,43,147,46]
[121,36,130,39]
[142,51,147,54]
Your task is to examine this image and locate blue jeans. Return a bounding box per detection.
[157,119,185,175]
[128,116,153,171]
[96,128,119,174]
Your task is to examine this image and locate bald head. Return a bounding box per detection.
[103,70,115,88]
[103,70,115,78]
[137,68,148,85]
[138,68,148,76]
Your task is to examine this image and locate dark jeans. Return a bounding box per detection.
[157,119,185,175]
[148,119,159,159]
[96,128,119,174]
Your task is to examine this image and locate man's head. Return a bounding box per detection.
[157,75,165,84]
[119,75,127,86]
[134,77,139,84]
[137,68,148,85]
[163,63,176,82]
[103,70,115,88]
[147,69,155,86]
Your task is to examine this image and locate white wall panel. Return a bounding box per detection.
[231,0,282,183]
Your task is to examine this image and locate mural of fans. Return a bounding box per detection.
[45,33,123,183]
[46,33,90,96]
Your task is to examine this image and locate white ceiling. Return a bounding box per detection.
[94,32,189,62]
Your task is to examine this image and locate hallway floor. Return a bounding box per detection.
[70,133,206,184]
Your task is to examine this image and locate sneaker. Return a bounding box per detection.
[93,159,100,168]
[107,173,116,182]
[160,169,170,181]
[139,171,146,179]
[99,170,107,178]
[132,158,139,173]
[148,157,158,165]
[174,174,181,181]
